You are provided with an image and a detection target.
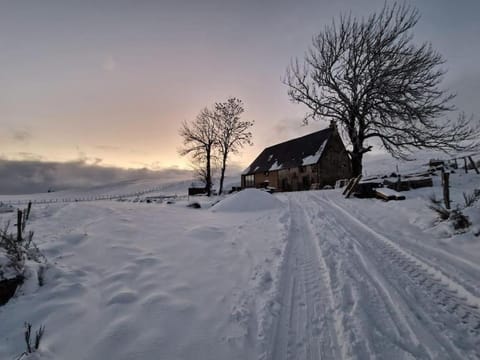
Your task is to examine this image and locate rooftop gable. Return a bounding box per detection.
[243,127,333,174]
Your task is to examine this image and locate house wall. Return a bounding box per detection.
[277,165,318,191]
[274,133,351,191]
[242,171,279,189]
[242,131,352,191]
[255,171,280,188]
[316,132,352,186]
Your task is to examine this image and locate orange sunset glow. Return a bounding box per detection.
[1,0,479,180]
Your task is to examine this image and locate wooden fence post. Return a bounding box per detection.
[22,210,27,231]
[17,210,22,242]
[464,157,468,173]
[442,172,450,210]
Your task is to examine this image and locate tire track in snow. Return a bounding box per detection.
[310,192,480,358]
[301,194,438,359]
[263,197,340,360]
[335,197,480,300]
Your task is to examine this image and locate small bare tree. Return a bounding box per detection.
[179,108,217,196]
[285,2,479,176]
[214,98,254,195]
[191,156,218,189]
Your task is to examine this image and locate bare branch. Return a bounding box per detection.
[178,107,217,196]
[213,98,254,194]
[284,1,480,175]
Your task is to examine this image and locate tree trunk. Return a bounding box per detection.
[218,153,228,195]
[206,147,212,196]
[350,151,363,177]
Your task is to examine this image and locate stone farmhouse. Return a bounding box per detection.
[241,124,352,191]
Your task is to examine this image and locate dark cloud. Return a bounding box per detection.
[0,159,193,195]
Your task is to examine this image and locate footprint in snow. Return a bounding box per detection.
[107,290,138,305]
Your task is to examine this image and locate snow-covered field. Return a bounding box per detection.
[0,161,479,359]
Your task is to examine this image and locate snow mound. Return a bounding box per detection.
[212,189,283,212]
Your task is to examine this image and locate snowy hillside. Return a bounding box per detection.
[0,176,241,205]
[0,160,479,359]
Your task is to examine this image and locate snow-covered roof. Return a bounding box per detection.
[243,127,333,174]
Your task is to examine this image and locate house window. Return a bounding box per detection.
[299,166,306,173]
[264,171,269,176]
[244,174,254,187]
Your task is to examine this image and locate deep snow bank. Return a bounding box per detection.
[212,189,283,212]
[0,199,289,360]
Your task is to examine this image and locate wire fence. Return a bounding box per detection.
[1,185,186,206]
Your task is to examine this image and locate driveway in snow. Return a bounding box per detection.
[265,191,480,359]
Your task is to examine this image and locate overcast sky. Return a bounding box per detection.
[1,0,479,172]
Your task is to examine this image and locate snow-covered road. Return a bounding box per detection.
[266,191,480,359]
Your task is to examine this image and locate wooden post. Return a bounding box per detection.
[17,210,22,242]
[464,157,468,173]
[345,175,362,198]
[468,156,479,174]
[342,178,355,195]
[454,158,458,169]
[22,210,27,231]
[442,172,450,210]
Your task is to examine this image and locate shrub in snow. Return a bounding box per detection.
[17,322,45,359]
[449,209,471,231]
[0,223,44,281]
[428,194,472,232]
[463,190,480,208]
[428,203,450,221]
[0,208,46,306]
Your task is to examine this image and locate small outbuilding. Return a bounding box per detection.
[241,124,352,191]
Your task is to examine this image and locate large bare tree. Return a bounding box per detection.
[214,98,253,195]
[179,108,217,196]
[285,2,479,176]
